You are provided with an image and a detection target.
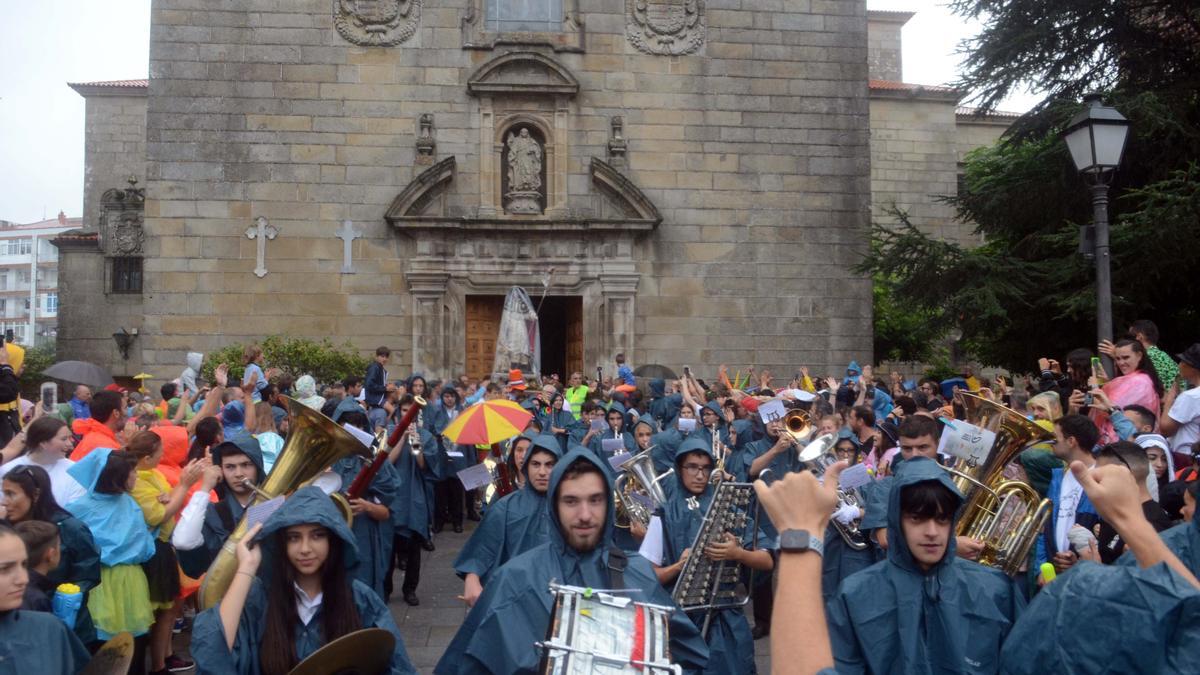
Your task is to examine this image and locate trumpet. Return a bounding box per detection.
[409,409,423,456]
[797,433,869,550]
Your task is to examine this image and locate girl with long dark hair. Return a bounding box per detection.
[190,486,414,674]
[1,463,101,646]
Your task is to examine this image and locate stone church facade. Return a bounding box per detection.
[56,4,1009,384]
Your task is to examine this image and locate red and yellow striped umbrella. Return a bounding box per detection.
[441,399,534,446]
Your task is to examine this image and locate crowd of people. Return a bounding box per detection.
[2,318,1200,674]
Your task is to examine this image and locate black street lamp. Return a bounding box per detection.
[1062,93,1130,372]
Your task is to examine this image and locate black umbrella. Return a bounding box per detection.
[633,364,678,380]
[43,361,114,388]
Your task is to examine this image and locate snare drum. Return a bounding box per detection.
[538,582,680,675]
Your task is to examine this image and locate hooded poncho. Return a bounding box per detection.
[434,448,710,674]
[827,458,1025,674]
[189,486,415,675]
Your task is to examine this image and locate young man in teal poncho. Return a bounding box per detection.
[174,440,265,579]
[435,448,709,674]
[454,434,561,608]
[827,457,1024,674]
[641,436,774,674]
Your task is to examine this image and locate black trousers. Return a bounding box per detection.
[383,534,423,599]
[435,478,464,527]
[752,565,774,631]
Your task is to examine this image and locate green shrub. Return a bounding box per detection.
[200,336,369,387]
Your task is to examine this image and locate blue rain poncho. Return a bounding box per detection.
[538,395,579,453]
[332,453,399,598]
[827,457,1025,674]
[453,434,562,585]
[0,609,91,675]
[391,424,440,542]
[1000,561,1200,673]
[190,486,414,675]
[654,437,769,675]
[1116,505,1200,576]
[434,448,709,674]
[427,391,476,476]
[648,378,683,428]
[64,447,156,566]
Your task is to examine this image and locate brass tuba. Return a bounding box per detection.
[614,450,673,529]
[942,392,1054,576]
[198,396,370,610]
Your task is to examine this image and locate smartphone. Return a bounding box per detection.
[683,365,691,378]
[40,382,57,412]
[1084,392,1094,406]
[1091,356,1106,385]
[596,367,603,382]
[3,329,12,344]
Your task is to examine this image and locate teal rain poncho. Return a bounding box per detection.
[453,434,562,585]
[999,561,1200,673]
[655,437,767,675]
[434,448,709,674]
[827,457,1025,674]
[190,486,414,675]
[332,453,399,598]
[1116,503,1200,575]
[0,608,91,675]
[391,424,440,542]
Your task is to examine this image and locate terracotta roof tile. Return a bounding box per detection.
[869,79,957,93]
[68,79,148,88]
[955,105,1023,120]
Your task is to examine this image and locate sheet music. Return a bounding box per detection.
[637,515,665,566]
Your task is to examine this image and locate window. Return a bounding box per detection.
[111,257,143,294]
[486,0,562,32]
[4,239,31,255]
[0,274,7,291]
[45,294,57,314]
[0,300,7,316]
[17,269,29,285]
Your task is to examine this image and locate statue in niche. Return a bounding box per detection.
[505,128,544,215]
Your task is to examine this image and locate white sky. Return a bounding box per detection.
[0,0,1038,224]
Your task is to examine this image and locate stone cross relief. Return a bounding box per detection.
[245,216,278,278]
[335,220,362,274]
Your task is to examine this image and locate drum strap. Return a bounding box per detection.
[606,546,627,590]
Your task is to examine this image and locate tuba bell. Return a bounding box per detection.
[941,392,1054,576]
[798,433,869,550]
[198,396,370,610]
[614,450,673,529]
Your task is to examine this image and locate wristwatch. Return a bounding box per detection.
[779,529,824,557]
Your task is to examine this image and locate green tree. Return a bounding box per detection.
[19,342,57,399]
[200,336,370,387]
[860,1,1200,370]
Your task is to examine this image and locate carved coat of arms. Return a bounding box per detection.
[109,213,145,256]
[333,0,421,47]
[627,0,705,56]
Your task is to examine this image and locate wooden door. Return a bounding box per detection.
[566,296,583,376]
[465,296,504,380]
